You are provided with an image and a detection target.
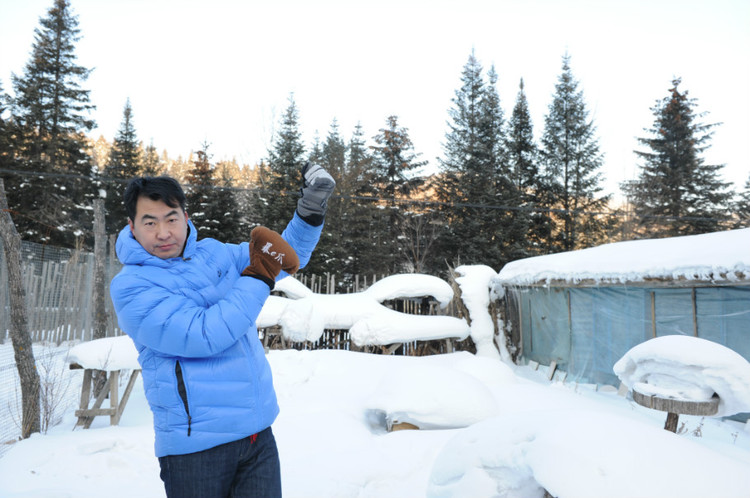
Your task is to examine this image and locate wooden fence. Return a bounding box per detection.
[0,242,121,344]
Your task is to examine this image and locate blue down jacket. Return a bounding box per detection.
[110,213,321,457]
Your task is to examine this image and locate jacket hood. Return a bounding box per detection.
[115,219,198,266]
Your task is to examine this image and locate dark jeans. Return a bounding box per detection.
[158,427,281,498]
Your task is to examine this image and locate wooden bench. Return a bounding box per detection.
[67,336,141,429]
[68,363,140,428]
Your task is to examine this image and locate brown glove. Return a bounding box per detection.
[241,226,300,289]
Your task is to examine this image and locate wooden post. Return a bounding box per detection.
[93,199,107,340]
[650,291,656,338]
[91,200,109,394]
[664,412,679,433]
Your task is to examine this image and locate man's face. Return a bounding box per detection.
[128,196,189,260]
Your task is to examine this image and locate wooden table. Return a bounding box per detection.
[632,387,720,432]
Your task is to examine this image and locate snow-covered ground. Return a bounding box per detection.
[0,342,748,498]
[1,249,749,497]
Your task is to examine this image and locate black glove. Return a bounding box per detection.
[296,162,335,226]
[242,226,300,289]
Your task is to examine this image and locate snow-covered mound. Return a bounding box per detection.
[614,335,750,417]
[366,362,501,430]
[427,409,750,498]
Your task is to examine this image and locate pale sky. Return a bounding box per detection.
[1,0,748,199]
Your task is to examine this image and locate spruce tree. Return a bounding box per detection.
[371,115,426,274]
[185,142,218,240]
[8,0,96,247]
[507,78,547,254]
[256,95,306,232]
[212,160,244,243]
[434,53,518,272]
[0,82,14,170]
[185,147,243,243]
[141,140,162,176]
[540,53,612,252]
[483,66,527,265]
[104,98,141,233]
[105,99,141,178]
[735,173,750,228]
[623,78,732,236]
[308,120,347,278]
[344,123,380,277]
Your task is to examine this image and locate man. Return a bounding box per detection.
[110,163,335,497]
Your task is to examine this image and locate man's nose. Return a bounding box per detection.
[156,223,170,239]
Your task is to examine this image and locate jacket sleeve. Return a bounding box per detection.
[110,268,270,358]
[277,211,323,280]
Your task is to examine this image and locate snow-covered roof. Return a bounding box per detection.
[494,228,750,287]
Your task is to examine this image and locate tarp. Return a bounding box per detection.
[511,285,750,387]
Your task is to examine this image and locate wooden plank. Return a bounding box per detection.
[547,360,558,380]
[81,370,115,429]
[113,370,141,425]
[75,408,116,417]
[109,370,120,425]
[632,388,719,416]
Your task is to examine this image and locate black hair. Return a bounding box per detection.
[123,176,187,221]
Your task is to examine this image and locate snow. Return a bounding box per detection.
[453,265,506,361]
[614,335,750,417]
[261,273,469,345]
[66,336,139,371]
[494,228,750,286]
[1,267,749,497]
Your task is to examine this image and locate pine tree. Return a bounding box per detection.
[7,0,97,247]
[104,98,141,233]
[540,53,612,252]
[371,115,426,274]
[433,53,519,272]
[256,94,306,232]
[623,78,732,237]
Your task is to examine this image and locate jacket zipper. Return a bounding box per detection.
[175,360,192,436]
